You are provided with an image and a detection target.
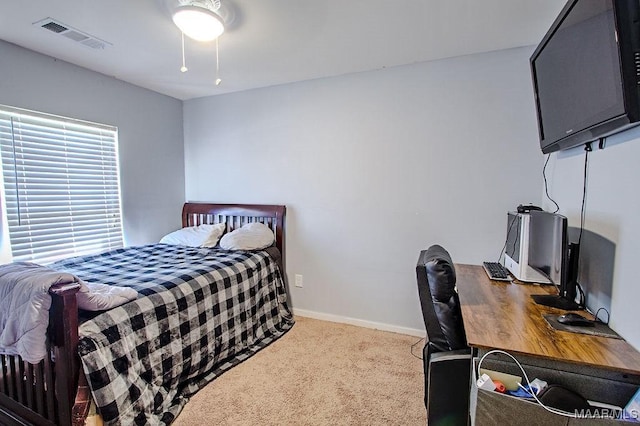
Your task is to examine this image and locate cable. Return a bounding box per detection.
[410,337,425,360]
[578,144,591,247]
[571,145,591,310]
[477,349,579,418]
[498,215,520,263]
[543,154,560,213]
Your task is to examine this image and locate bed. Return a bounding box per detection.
[0,202,293,425]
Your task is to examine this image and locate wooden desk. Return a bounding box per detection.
[456,264,640,375]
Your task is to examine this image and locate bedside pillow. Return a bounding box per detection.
[159,223,226,248]
[200,223,227,247]
[219,222,275,251]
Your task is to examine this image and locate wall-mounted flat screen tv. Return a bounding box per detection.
[530,0,640,154]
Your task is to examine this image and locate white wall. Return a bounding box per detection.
[184,46,544,333]
[544,129,640,350]
[0,40,185,247]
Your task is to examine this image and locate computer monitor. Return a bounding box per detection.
[504,212,551,283]
[528,210,580,310]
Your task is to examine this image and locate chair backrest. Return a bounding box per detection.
[416,245,467,354]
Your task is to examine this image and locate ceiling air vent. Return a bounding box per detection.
[33,18,112,50]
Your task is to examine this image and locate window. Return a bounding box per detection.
[0,105,123,264]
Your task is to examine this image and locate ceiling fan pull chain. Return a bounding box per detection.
[180,31,188,73]
[215,37,221,85]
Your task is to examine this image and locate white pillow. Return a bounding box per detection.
[219,222,275,251]
[200,223,228,247]
[159,223,226,248]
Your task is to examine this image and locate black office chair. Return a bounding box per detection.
[416,245,471,425]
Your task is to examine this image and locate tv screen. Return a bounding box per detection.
[530,0,640,154]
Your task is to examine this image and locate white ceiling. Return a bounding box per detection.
[0,0,565,101]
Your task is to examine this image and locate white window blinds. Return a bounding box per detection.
[0,105,123,264]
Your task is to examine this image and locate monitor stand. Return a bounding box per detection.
[531,294,580,311]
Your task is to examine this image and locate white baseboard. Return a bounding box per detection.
[292,308,425,338]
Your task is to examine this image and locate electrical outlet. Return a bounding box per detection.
[295,274,303,288]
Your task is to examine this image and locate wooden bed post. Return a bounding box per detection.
[49,282,83,426]
[0,282,86,426]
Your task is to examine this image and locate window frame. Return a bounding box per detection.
[0,105,124,264]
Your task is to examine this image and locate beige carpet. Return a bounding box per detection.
[173,316,426,425]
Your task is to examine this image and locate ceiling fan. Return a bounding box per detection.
[165,0,237,84]
[172,0,225,41]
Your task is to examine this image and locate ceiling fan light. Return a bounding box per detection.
[172,5,224,42]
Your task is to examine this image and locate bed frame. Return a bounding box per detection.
[0,202,286,426]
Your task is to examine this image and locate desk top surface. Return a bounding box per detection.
[456,264,640,375]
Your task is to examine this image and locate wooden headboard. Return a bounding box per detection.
[181,202,286,258]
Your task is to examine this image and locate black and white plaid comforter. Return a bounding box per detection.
[53,244,294,425]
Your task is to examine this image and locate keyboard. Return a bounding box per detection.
[482,262,511,281]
